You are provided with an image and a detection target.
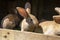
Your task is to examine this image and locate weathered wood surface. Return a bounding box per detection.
[0,29,60,40]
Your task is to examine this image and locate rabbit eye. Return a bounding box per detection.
[30,19,32,21]
[26,18,33,23]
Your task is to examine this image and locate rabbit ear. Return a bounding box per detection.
[25,2,31,9]
[53,15,60,24]
[55,7,60,15]
[16,7,28,18]
[25,2,31,14]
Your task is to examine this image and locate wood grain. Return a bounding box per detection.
[0,28,60,40]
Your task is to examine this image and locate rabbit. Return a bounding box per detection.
[1,8,20,29]
[16,2,43,32]
[39,15,60,36]
[55,7,60,15]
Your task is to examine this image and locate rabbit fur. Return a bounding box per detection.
[39,19,60,36]
[1,9,20,29]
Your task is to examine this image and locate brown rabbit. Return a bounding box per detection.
[39,15,60,36]
[1,9,20,29]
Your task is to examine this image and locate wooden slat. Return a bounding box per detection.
[0,29,60,40]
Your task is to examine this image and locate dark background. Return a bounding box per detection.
[0,0,60,25]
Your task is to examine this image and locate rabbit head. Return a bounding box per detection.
[16,7,38,26]
[16,2,39,25]
[25,2,39,25]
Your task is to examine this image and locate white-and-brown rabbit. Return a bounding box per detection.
[39,15,60,36]
[16,2,43,32]
[1,8,20,29]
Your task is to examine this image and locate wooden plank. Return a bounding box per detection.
[0,29,60,40]
[1,29,14,40]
